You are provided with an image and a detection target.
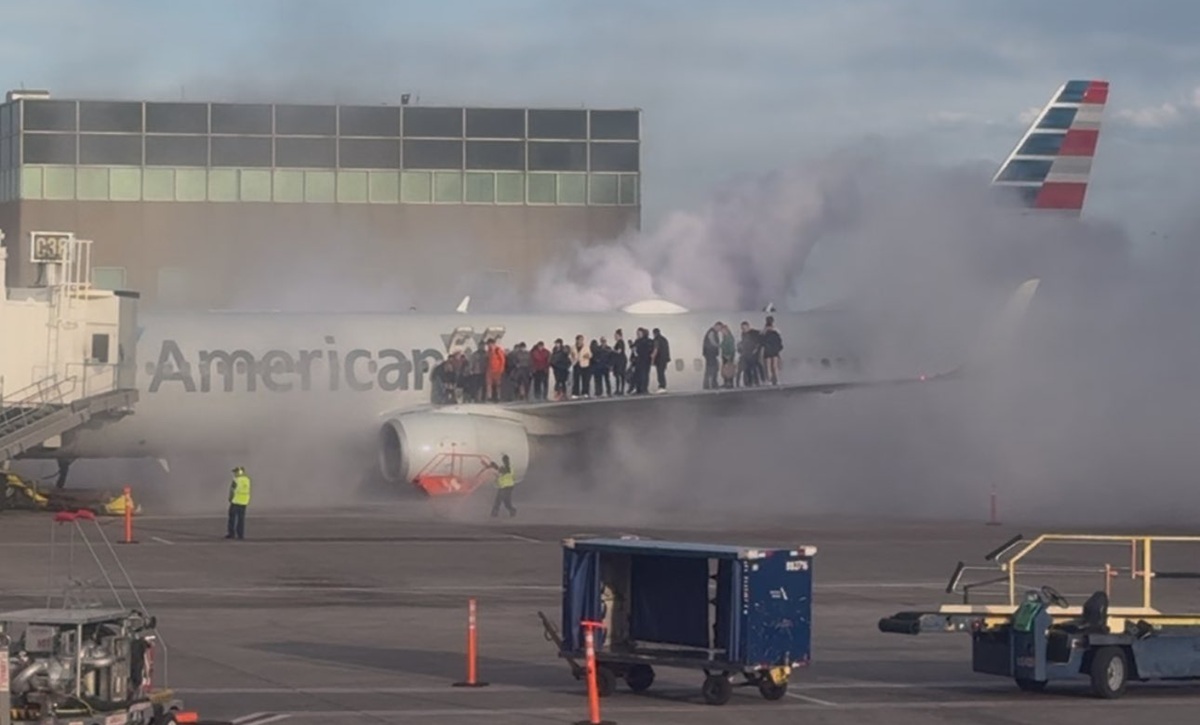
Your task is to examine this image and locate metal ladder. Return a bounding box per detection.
[0,374,78,462]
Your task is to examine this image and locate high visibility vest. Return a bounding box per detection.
[497,470,515,489]
[231,474,252,505]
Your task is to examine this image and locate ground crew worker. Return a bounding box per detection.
[485,454,517,518]
[226,466,251,540]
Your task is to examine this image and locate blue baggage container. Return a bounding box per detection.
[541,536,816,705]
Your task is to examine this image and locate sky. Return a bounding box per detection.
[2,0,1198,243]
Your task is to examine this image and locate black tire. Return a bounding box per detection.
[625,664,655,692]
[1089,646,1129,699]
[701,674,733,705]
[758,677,788,700]
[1016,678,1048,692]
[595,664,618,698]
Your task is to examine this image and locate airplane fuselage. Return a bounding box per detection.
[51,308,873,460]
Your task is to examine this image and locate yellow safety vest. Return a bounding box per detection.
[497,470,515,489]
[231,474,252,505]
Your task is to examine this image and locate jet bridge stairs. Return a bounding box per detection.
[0,374,137,464]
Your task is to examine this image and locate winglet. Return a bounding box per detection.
[456,295,470,314]
[937,278,1040,380]
[991,80,1108,215]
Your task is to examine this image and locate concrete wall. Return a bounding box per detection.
[2,200,638,310]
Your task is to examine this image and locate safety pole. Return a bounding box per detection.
[986,483,1000,526]
[119,486,138,544]
[575,620,613,725]
[452,598,488,687]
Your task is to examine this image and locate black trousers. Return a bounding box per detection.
[613,362,627,394]
[593,368,611,396]
[533,370,549,400]
[552,367,569,396]
[491,487,515,517]
[703,356,719,389]
[634,363,651,394]
[655,362,668,390]
[227,503,246,539]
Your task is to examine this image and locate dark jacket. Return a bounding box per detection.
[763,328,783,356]
[653,334,671,365]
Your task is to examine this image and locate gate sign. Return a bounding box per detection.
[29,231,73,263]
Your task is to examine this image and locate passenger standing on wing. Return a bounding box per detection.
[512,342,533,401]
[631,327,654,394]
[702,323,721,389]
[572,334,592,399]
[486,339,506,403]
[225,466,251,540]
[652,328,671,393]
[593,337,613,397]
[485,454,517,518]
[531,341,550,401]
[762,316,783,386]
[550,339,571,400]
[469,341,487,402]
[719,322,737,388]
[611,329,627,396]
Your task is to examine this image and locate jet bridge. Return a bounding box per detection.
[0,232,139,465]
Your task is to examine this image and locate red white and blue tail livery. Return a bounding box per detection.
[992,79,1108,214]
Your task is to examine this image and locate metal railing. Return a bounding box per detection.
[946,533,1200,613]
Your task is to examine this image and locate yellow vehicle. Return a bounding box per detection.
[2,472,139,516]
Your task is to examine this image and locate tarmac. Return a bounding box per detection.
[2,495,1200,725]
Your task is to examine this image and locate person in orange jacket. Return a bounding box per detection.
[485,338,506,402]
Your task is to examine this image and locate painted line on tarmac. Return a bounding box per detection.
[788,692,838,706]
[182,684,533,695]
[230,696,1200,720]
[0,584,562,598]
[151,536,174,545]
[233,714,292,725]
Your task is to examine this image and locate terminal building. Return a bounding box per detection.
[0,91,641,309]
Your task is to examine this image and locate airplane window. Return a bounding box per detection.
[820,358,831,368]
[675,359,684,372]
[836,357,846,367]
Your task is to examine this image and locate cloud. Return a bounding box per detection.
[1116,101,1184,128]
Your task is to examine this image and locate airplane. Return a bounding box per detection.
[18,79,1107,491]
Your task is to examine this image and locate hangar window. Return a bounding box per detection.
[336,170,368,203]
[465,172,495,203]
[465,140,524,170]
[79,134,143,165]
[528,109,586,139]
[275,137,336,168]
[495,172,523,203]
[369,171,400,202]
[207,168,237,202]
[306,170,335,202]
[175,168,207,201]
[338,138,400,169]
[145,102,208,134]
[558,173,585,204]
[211,103,272,135]
[142,168,174,201]
[23,133,77,165]
[466,108,525,139]
[272,169,303,202]
[528,141,586,171]
[401,170,432,202]
[43,167,75,199]
[402,139,462,169]
[619,174,638,205]
[403,107,463,138]
[339,105,400,137]
[79,101,142,133]
[76,167,108,200]
[589,110,639,140]
[145,135,208,166]
[20,167,42,199]
[275,104,336,136]
[434,171,462,202]
[210,136,272,167]
[240,169,272,201]
[22,100,77,132]
[110,167,141,201]
[590,142,639,172]
[527,173,555,203]
[589,173,619,204]
[91,267,126,291]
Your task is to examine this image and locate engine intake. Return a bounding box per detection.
[378,412,530,487]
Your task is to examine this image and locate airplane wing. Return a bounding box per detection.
[453,278,1039,430]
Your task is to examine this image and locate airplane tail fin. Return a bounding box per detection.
[991,80,1108,214]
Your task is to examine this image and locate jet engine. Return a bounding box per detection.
[378,412,530,487]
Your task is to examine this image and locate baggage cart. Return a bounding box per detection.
[540,536,816,705]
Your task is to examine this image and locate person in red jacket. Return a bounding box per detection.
[486,339,506,403]
[530,341,551,401]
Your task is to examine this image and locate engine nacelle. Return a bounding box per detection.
[378,411,530,486]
